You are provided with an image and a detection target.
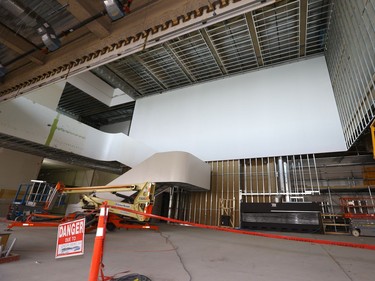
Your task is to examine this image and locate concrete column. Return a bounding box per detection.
[0,148,43,216]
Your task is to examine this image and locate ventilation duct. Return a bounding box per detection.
[37,22,61,52]
[0,0,60,51]
[103,0,126,21]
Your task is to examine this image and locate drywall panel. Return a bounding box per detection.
[108,151,211,189]
[130,56,347,161]
[98,151,211,202]
[25,81,66,110]
[0,148,42,189]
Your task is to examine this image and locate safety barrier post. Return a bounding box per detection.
[88,202,108,281]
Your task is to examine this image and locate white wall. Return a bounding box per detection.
[130,56,347,161]
[25,81,66,110]
[0,147,42,217]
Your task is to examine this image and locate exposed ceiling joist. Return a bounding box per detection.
[57,0,111,38]
[245,12,263,66]
[0,23,45,65]
[199,28,227,75]
[162,42,196,83]
[91,65,141,99]
[104,64,144,98]
[299,0,308,56]
[132,53,168,90]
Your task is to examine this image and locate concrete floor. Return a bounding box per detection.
[1,221,375,281]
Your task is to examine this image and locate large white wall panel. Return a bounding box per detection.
[130,56,347,161]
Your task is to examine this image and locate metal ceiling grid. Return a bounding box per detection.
[136,45,192,89]
[58,83,135,128]
[305,0,332,55]
[109,56,165,96]
[253,0,300,65]
[205,15,258,74]
[91,66,141,99]
[167,31,223,82]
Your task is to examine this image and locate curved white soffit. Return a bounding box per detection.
[108,151,211,189]
[97,151,212,201]
[0,97,156,167]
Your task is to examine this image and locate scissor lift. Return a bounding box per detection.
[340,196,375,237]
[7,180,66,221]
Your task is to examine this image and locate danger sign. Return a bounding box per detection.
[55,218,85,259]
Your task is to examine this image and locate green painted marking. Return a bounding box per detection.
[45,113,60,146]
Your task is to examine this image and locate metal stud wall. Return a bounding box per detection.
[306,0,332,55]
[325,0,375,148]
[187,154,320,227]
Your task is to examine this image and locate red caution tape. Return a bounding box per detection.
[111,205,375,251]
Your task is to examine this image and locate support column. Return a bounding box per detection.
[167,186,175,223]
[0,148,43,216]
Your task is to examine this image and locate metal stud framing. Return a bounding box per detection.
[187,154,320,227]
[305,0,332,56]
[136,45,192,89]
[109,56,165,96]
[205,15,258,73]
[325,0,375,148]
[167,31,223,82]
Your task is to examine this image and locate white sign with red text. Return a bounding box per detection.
[55,218,85,259]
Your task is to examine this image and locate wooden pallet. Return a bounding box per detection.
[0,254,20,264]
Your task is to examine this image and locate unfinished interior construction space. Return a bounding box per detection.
[0,0,375,280]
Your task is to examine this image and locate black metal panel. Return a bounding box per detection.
[241,202,321,212]
[241,202,323,233]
